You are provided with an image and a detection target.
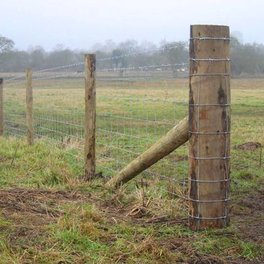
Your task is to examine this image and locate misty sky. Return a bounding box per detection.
[1,0,264,51]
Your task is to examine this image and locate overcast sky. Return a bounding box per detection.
[1,0,264,51]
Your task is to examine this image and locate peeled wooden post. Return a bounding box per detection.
[0,78,3,136]
[84,54,96,180]
[106,117,189,188]
[189,25,231,230]
[26,69,34,145]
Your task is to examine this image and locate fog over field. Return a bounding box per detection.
[1,0,264,50]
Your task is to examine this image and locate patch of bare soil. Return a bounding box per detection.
[232,189,264,245]
[101,196,188,226]
[0,156,10,162]
[234,142,262,151]
[0,188,87,217]
[0,187,263,263]
[0,188,89,248]
[187,254,227,264]
[187,256,256,264]
[160,236,257,264]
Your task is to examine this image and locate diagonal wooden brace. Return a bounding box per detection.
[105,116,189,188]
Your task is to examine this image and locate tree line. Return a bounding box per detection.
[1,34,264,76]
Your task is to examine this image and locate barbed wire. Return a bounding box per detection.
[2,42,190,87]
[97,43,188,62]
[99,62,189,72]
[33,62,85,74]
[4,74,26,83]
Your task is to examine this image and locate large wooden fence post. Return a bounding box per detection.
[0,78,3,136]
[84,54,96,180]
[189,25,231,230]
[26,69,34,145]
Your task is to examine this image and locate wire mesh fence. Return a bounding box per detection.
[96,59,189,196]
[230,78,264,176]
[1,50,191,214]
[32,67,85,151]
[1,48,263,220]
[4,75,27,137]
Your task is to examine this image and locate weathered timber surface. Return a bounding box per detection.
[106,116,189,188]
[26,69,34,145]
[84,54,96,180]
[189,25,231,230]
[0,78,3,136]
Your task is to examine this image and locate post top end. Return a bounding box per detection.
[191,24,230,38]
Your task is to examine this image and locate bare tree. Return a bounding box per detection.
[0,35,14,53]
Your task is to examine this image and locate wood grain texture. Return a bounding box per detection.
[26,69,34,145]
[189,25,231,230]
[84,54,96,180]
[106,117,189,188]
[0,78,3,136]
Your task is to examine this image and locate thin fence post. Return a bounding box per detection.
[0,78,3,136]
[189,25,231,230]
[26,68,34,145]
[84,54,96,180]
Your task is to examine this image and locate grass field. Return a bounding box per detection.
[0,76,263,263]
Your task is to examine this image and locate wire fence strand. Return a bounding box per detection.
[2,49,263,219]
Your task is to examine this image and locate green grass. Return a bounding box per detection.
[0,136,263,263]
[192,228,263,260]
[0,77,263,263]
